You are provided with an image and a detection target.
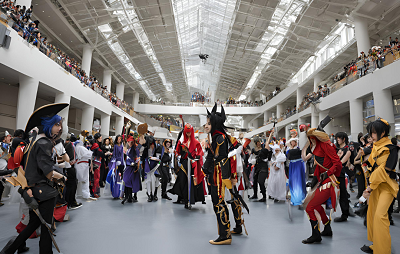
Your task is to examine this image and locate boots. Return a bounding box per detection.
[230,200,243,235]
[121,187,129,204]
[127,187,133,203]
[210,202,232,245]
[321,220,333,237]
[147,193,153,202]
[162,192,172,200]
[133,193,138,202]
[153,187,158,201]
[302,220,322,244]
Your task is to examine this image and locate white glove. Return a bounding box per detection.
[116,161,121,166]
[228,150,236,158]
[54,142,66,156]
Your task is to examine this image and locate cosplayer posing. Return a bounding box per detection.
[286,137,306,206]
[169,123,205,208]
[203,104,244,245]
[360,118,398,254]
[121,135,140,204]
[301,120,342,244]
[0,103,68,254]
[106,135,125,198]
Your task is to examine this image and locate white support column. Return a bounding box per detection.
[100,113,110,137]
[297,86,305,108]
[353,15,371,56]
[54,93,71,124]
[115,116,124,136]
[132,91,139,110]
[276,104,284,120]
[314,74,322,92]
[103,69,113,93]
[311,112,319,129]
[373,89,395,136]
[81,44,93,76]
[16,75,39,129]
[81,106,94,132]
[285,125,291,139]
[116,83,125,100]
[349,99,364,141]
[264,110,271,125]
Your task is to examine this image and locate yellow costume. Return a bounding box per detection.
[366,136,399,254]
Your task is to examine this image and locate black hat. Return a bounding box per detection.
[94,132,101,140]
[25,103,68,134]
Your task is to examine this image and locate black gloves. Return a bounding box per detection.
[320,172,328,182]
[18,188,39,210]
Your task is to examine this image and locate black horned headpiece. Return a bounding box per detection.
[206,103,227,135]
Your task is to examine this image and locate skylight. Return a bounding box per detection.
[172,0,238,96]
[98,24,156,101]
[240,0,310,99]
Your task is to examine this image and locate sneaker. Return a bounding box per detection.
[87,197,97,201]
[69,203,83,210]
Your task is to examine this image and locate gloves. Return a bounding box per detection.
[18,188,39,210]
[320,172,328,182]
[54,142,66,156]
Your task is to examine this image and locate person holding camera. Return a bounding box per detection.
[0,103,68,254]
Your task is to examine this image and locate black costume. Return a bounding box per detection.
[250,144,272,201]
[203,104,244,245]
[160,139,172,200]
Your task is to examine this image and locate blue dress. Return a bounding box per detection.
[286,148,307,206]
[106,144,125,198]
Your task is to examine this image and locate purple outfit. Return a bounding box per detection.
[123,147,141,193]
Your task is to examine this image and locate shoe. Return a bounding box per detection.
[268,196,274,200]
[133,193,138,202]
[258,197,266,202]
[147,193,153,202]
[87,197,97,201]
[153,187,158,201]
[121,197,128,205]
[202,201,206,204]
[249,195,258,200]
[93,194,100,198]
[231,226,242,235]
[321,220,333,237]
[69,203,83,210]
[184,204,192,210]
[209,236,232,245]
[350,188,355,193]
[390,219,394,226]
[0,202,4,207]
[17,247,29,254]
[360,245,373,253]
[302,220,322,244]
[334,216,347,222]
[162,194,172,200]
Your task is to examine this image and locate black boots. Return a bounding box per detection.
[153,187,158,201]
[147,193,153,202]
[210,202,232,245]
[133,193,138,202]
[230,200,243,235]
[302,220,322,244]
[122,187,133,204]
[321,220,333,237]
[162,192,172,200]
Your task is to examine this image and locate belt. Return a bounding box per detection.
[290,158,303,163]
[77,161,89,164]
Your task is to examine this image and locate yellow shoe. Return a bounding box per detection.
[209,238,232,245]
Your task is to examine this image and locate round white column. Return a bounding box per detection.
[100,113,110,137]
[81,44,93,76]
[132,91,139,110]
[349,99,364,141]
[81,106,95,133]
[314,74,322,92]
[353,15,371,56]
[116,83,125,100]
[16,75,39,129]
[276,104,284,119]
[311,112,319,129]
[373,89,395,136]
[55,93,71,124]
[264,110,271,125]
[115,116,124,136]
[103,69,113,92]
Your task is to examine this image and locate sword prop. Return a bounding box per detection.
[228,186,250,214]
[187,158,192,209]
[32,209,61,253]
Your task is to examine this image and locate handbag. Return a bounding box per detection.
[30,182,59,202]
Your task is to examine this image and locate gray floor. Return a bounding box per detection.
[1,187,399,254]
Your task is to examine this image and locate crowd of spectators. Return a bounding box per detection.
[150,115,182,129]
[334,37,400,83]
[0,1,134,114]
[191,92,211,103]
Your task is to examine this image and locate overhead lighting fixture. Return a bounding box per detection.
[240,0,310,99]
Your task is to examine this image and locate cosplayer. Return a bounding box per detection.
[169,123,205,208]
[75,139,94,200]
[360,118,398,254]
[0,103,68,254]
[203,104,245,245]
[286,137,306,206]
[106,135,125,198]
[160,139,172,200]
[267,144,287,202]
[139,135,162,202]
[121,135,140,204]
[301,116,342,244]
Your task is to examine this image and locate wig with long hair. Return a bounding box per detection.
[206,103,226,136]
[114,135,123,146]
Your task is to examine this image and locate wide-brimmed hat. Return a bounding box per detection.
[306,128,330,142]
[25,103,68,134]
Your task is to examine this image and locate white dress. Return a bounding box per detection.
[267,151,287,201]
[74,141,92,199]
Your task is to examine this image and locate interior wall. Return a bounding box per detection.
[0,83,18,131]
